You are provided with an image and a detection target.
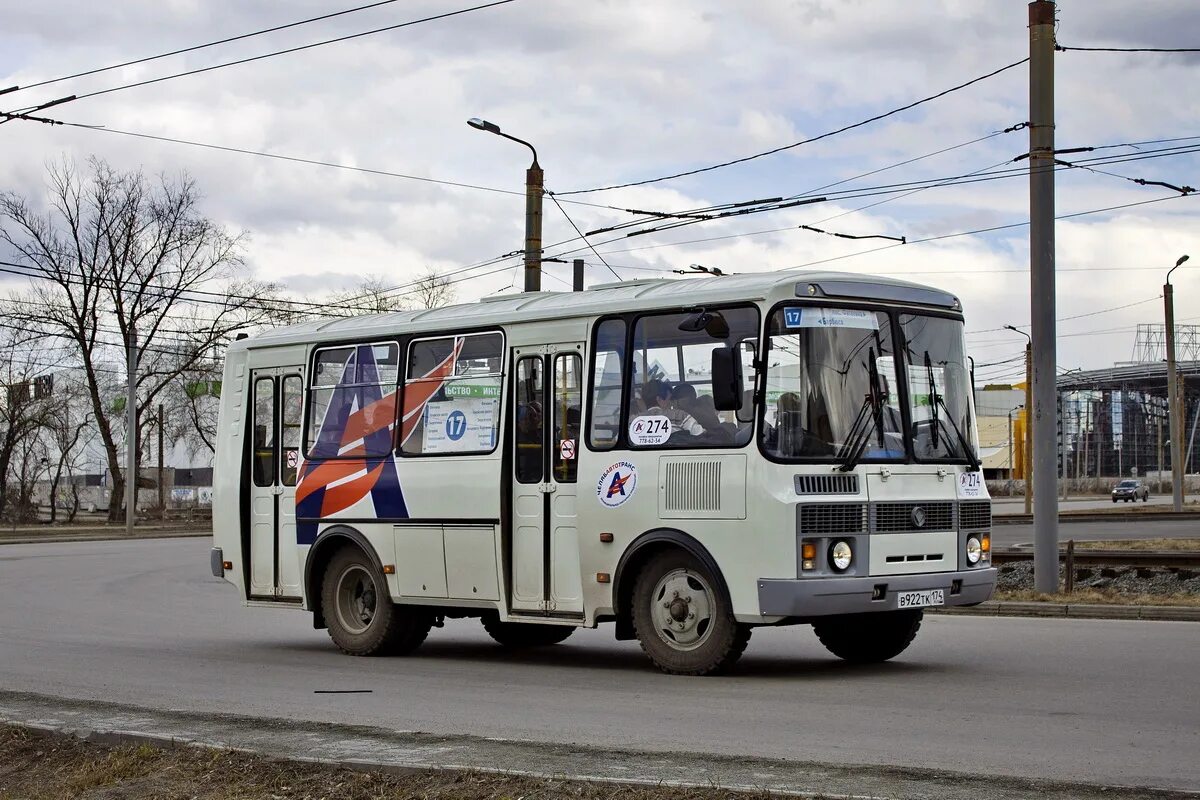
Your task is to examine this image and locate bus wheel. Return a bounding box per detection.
[482,615,575,647]
[812,610,923,663]
[631,550,750,675]
[322,547,431,656]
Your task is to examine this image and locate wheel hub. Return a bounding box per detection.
[650,569,715,651]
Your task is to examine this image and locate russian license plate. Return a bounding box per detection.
[896,589,945,608]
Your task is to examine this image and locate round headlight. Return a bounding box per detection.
[966,536,982,565]
[830,540,853,571]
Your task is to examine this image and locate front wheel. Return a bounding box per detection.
[322,547,432,656]
[813,610,923,663]
[631,550,750,675]
[482,615,575,647]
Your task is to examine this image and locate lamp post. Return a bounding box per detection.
[1165,253,1190,511]
[1005,325,1034,514]
[467,118,543,292]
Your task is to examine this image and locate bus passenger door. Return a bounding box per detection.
[510,345,584,616]
[248,368,304,600]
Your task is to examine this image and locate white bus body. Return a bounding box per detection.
[212,271,996,674]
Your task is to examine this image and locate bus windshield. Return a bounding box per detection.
[899,313,977,463]
[761,307,904,462]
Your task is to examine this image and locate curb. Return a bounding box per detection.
[0,530,210,545]
[930,600,1200,622]
[993,510,1200,525]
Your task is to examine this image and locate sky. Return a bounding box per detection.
[1,0,1198,385]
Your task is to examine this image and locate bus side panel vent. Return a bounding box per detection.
[794,474,859,495]
[798,503,867,536]
[658,455,747,520]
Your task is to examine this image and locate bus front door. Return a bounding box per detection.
[510,345,584,616]
[248,368,304,600]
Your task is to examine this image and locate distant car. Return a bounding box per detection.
[1111,479,1149,503]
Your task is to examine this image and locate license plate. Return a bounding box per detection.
[896,589,945,608]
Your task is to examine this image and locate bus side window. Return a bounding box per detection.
[553,353,581,483]
[252,378,275,487]
[588,318,625,450]
[515,357,543,483]
[280,374,302,486]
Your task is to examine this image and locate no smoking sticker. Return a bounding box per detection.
[560,439,576,460]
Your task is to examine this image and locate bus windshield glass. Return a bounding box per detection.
[898,313,977,462]
[762,307,903,462]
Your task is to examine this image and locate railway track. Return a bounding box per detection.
[992,549,1200,568]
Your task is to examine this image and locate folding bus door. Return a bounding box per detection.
[248,368,304,600]
[509,344,584,616]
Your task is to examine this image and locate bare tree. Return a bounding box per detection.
[411,267,455,310]
[0,336,57,521]
[39,376,94,523]
[325,274,409,314]
[0,157,279,522]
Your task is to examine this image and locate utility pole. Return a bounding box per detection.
[1029,0,1059,594]
[1165,254,1189,510]
[1158,413,1164,494]
[467,118,543,292]
[157,403,165,514]
[125,325,138,535]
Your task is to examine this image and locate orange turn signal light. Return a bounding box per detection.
[596,572,611,583]
[599,532,614,543]
[222,561,232,570]
[382,564,396,575]
[801,542,817,560]
[980,534,991,553]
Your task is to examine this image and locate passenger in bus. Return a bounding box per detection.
[516,400,543,480]
[671,383,731,441]
[764,392,832,456]
[642,379,702,437]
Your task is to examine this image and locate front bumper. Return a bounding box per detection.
[758,567,997,617]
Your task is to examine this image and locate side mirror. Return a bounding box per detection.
[711,347,743,411]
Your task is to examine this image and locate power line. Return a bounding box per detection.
[555,57,1029,196]
[5,0,407,96]
[1056,43,1200,53]
[547,191,622,281]
[6,0,517,112]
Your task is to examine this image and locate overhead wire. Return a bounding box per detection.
[555,56,1030,195]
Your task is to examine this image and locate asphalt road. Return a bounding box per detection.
[1,538,1197,791]
[992,495,1176,512]
[992,516,1200,548]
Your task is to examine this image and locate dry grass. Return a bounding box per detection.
[1067,538,1200,551]
[995,588,1200,607]
[0,726,789,800]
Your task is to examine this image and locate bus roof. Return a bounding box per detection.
[236,269,960,350]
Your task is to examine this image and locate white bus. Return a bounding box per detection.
[211,270,995,675]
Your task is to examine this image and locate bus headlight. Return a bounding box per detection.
[830,540,853,571]
[965,536,982,565]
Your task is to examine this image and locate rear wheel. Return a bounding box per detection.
[482,616,575,647]
[813,610,923,663]
[631,550,750,675]
[322,547,431,656]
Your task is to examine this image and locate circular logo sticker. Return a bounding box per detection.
[596,461,638,508]
[445,410,468,441]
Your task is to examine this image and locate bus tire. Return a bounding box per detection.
[482,615,575,647]
[812,609,923,663]
[321,547,431,656]
[631,549,750,675]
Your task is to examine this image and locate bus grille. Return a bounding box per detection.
[872,502,954,532]
[959,501,992,530]
[799,503,866,535]
[662,460,722,512]
[793,474,859,495]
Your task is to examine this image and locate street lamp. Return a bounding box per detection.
[1004,325,1034,514]
[467,117,543,292]
[1164,253,1190,511]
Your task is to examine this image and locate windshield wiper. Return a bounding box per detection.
[933,394,981,471]
[837,348,882,472]
[922,349,980,470]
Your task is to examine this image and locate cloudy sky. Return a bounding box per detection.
[2,0,1198,381]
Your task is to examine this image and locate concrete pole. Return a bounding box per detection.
[573,258,585,292]
[524,161,544,292]
[1029,0,1059,593]
[157,403,165,514]
[1158,413,1164,494]
[1165,281,1183,509]
[125,325,138,535]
